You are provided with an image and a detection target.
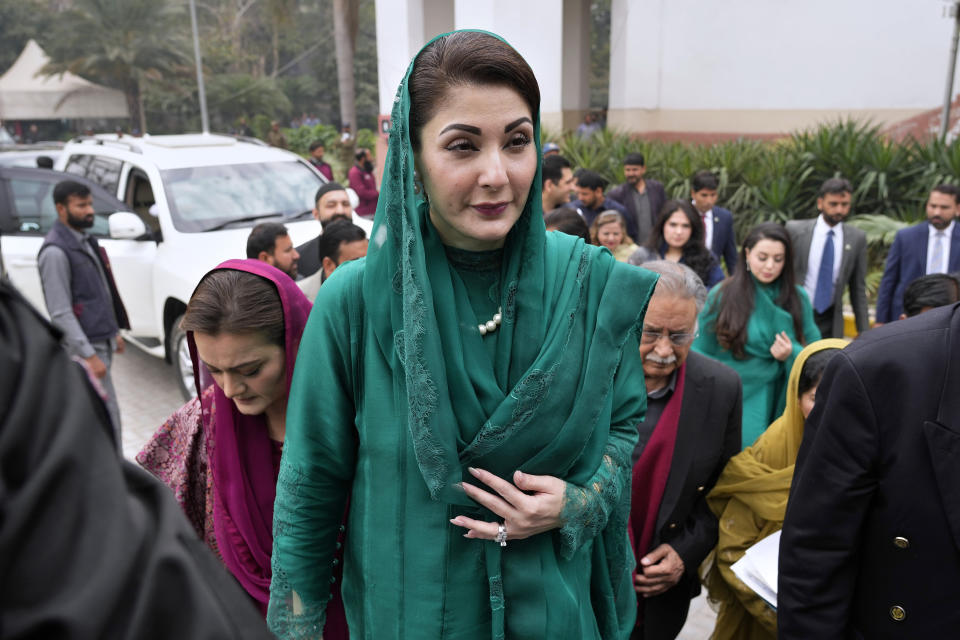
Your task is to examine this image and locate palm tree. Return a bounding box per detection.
[42,0,189,133]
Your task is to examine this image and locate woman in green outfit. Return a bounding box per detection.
[692,223,820,450]
[267,31,659,640]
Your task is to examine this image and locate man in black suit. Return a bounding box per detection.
[607,152,667,246]
[779,302,960,638]
[690,170,738,274]
[630,261,742,640]
[785,177,869,338]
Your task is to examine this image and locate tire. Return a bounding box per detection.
[170,314,196,401]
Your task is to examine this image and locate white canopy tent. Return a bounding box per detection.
[0,39,128,120]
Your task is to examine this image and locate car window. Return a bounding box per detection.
[161,161,321,232]
[63,154,93,179]
[86,156,123,194]
[5,175,116,237]
[123,167,159,233]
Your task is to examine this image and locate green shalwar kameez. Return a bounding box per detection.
[267,30,659,640]
[692,277,820,450]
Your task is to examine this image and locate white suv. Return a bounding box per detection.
[3,133,369,398]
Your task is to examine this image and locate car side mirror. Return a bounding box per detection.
[345,187,360,210]
[109,211,147,239]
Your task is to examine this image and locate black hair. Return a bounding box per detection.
[354,149,368,161]
[308,140,325,152]
[818,177,853,198]
[542,154,572,185]
[246,222,289,259]
[575,169,607,191]
[314,182,347,207]
[53,180,91,207]
[798,348,840,396]
[691,170,719,192]
[648,199,719,287]
[318,219,367,265]
[932,183,960,204]
[902,273,960,317]
[623,152,645,167]
[710,222,806,359]
[544,207,590,243]
[408,31,540,152]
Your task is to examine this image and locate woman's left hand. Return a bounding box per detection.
[450,467,566,542]
[769,331,792,361]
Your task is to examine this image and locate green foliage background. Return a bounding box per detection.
[547,120,957,296]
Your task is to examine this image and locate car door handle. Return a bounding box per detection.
[8,258,38,268]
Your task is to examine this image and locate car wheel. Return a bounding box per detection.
[171,314,196,400]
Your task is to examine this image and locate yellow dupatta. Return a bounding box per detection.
[701,338,848,640]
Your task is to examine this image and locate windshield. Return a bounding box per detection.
[161,161,323,232]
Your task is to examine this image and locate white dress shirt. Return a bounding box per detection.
[926,220,955,274]
[803,215,844,303]
[693,200,714,250]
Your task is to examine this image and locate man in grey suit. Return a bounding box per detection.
[785,177,869,338]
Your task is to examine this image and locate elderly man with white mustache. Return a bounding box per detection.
[628,261,742,640]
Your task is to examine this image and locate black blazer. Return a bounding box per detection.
[607,178,667,245]
[636,351,742,640]
[0,281,272,639]
[708,206,739,275]
[779,303,960,638]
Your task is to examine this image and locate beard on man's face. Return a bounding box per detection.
[67,210,95,229]
[320,213,351,229]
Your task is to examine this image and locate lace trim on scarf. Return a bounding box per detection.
[267,462,328,638]
[559,443,631,560]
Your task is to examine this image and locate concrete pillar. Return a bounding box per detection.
[607,0,661,131]
[423,0,455,41]
[560,0,591,131]
[454,0,565,132]
[374,0,454,183]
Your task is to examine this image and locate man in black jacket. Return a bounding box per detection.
[607,152,667,246]
[779,302,960,638]
[630,261,742,639]
[0,278,271,639]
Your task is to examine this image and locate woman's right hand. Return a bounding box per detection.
[769,331,792,361]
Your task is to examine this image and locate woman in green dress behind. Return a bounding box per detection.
[267,31,659,640]
[692,223,820,450]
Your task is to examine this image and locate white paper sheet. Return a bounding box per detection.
[730,529,781,609]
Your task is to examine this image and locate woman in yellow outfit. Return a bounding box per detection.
[702,338,847,639]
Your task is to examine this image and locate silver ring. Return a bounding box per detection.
[496,522,507,547]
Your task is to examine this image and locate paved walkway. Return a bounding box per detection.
[114,346,718,638]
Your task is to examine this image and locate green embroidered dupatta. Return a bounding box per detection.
[693,277,820,449]
[269,30,658,640]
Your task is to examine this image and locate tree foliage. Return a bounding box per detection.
[41,0,191,133]
[0,0,381,135]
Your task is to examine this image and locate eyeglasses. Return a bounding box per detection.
[639,329,698,347]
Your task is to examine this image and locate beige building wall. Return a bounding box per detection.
[606,108,929,136]
[608,0,959,137]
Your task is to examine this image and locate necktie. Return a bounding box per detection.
[814,229,835,313]
[930,231,946,274]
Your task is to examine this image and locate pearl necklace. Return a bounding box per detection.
[478,307,503,336]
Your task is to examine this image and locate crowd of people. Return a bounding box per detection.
[8,28,960,640]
